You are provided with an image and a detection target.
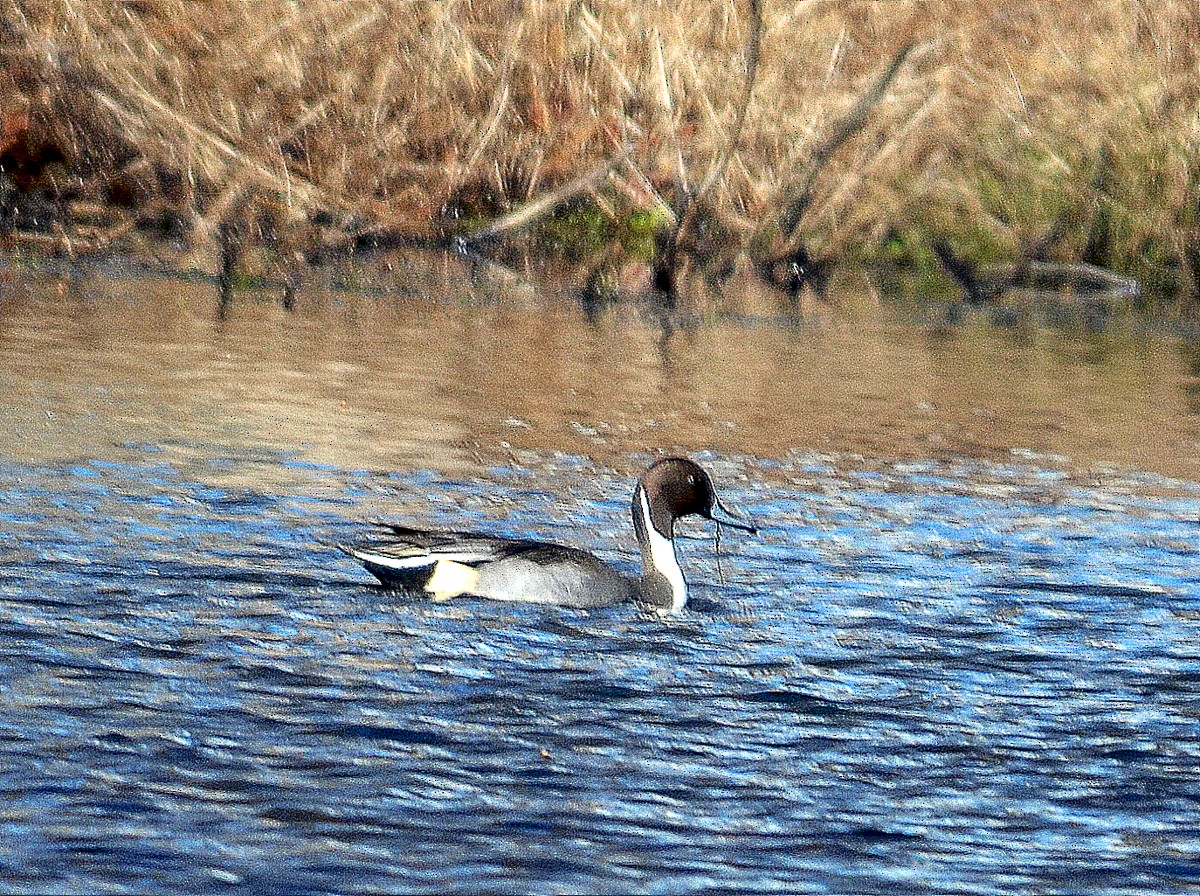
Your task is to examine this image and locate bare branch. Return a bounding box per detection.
[696,0,762,201]
[462,147,631,242]
[776,39,917,241]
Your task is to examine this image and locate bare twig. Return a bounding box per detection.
[653,28,689,196]
[646,0,764,309]
[933,211,1072,307]
[775,39,916,241]
[695,0,762,201]
[461,147,631,242]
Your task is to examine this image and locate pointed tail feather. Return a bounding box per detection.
[339,543,438,591]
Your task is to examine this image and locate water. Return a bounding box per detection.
[2,267,1200,894]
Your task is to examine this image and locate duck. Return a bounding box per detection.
[339,457,756,613]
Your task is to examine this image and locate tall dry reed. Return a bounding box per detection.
[1,0,1197,302]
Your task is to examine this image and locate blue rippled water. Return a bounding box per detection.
[2,448,1199,895]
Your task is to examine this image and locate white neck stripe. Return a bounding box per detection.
[638,487,687,612]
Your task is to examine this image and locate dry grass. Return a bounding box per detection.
[2,0,1198,303]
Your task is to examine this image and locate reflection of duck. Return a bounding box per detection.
[340,458,756,613]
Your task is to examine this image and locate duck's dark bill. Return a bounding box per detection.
[711,500,757,534]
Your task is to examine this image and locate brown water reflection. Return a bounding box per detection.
[3,269,1200,483]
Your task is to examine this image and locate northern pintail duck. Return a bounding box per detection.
[340,457,756,613]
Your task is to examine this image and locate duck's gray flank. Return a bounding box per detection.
[339,457,756,612]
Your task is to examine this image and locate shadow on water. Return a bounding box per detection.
[1,267,1200,894]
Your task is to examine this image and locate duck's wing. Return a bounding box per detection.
[364,524,556,566]
[342,526,578,591]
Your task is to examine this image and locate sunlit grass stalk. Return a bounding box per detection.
[0,0,1196,305]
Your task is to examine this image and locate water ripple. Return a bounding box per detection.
[1,450,1199,894]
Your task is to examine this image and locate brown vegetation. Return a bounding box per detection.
[1,0,1198,309]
